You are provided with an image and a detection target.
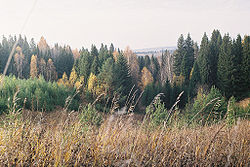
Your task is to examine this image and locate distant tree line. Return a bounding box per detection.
[0,30,249,112]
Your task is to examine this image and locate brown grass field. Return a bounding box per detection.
[0,109,249,167]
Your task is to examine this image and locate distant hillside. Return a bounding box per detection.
[133,46,176,56]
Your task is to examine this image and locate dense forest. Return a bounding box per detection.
[0,30,249,113]
[0,30,249,166]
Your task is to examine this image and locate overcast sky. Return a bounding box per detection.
[0,0,249,50]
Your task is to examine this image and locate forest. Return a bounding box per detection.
[0,30,249,166]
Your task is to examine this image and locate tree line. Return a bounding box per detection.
[0,30,249,112]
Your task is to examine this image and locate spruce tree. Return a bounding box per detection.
[189,61,200,98]
[198,33,210,85]
[231,35,243,98]
[113,54,132,104]
[241,35,250,97]
[98,58,115,96]
[173,34,185,76]
[210,30,222,86]
[90,56,99,75]
[217,34,233,98]
[181,33,194,82]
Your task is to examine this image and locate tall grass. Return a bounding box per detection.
[0,108,249,166]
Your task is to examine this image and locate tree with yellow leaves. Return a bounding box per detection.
[141,67,154,89]
[30,55,38,79]
[58,72,70,87]
[69,67,78,87]
[75,76,84,89]
[87,73,98,94]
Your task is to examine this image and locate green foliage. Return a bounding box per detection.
[79,104,102,127]
[181,33,194,82]
[146,99,168,126]
[198,33,210,85]
[173,34,184,76]
[189,61,200,98]
[226,96,249,125]
[141,83,161,107]
[0,76,79,113]
[113,54,132,104]
[217,34,234,98]
[187,86,227,124]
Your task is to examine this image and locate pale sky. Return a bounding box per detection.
[0,0,249,50]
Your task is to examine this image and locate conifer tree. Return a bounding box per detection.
[217,34,233,98]
[91,56,99,75]
[241,35,250,97]
[231,35,243,97]
[78,50,92,82]
[198,33,210,85]
[113,54,132,103]
[210,30,222,86]
[98,58,115,96]
[181,33,194,82]
[174,34,185,76]
[189,61,200,98]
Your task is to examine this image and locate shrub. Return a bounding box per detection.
[79,104,102,127]
[146,99,168,126]
[0,76,79,113]
[227,96,250,125]
[187,86,227,124]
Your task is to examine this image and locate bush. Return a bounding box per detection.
[227,96,250,125]
[146,99,168,126]
[0,76,79,113]
[79,104,102,127]
[187,86,227,124]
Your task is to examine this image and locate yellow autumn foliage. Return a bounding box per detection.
[87,73,98,93]
[141,67,154,89]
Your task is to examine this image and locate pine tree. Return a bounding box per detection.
[241,35,250,97]
[189,61,200,98]
[181,33,194,82]
[78,50,92,82]
[109,43,114,56]
[198,33,210,85]
[90,56,99,75]
[123,46,140,86]
[210,30,222,86]
[98,58,115,96]
[150,56,160,81]
[174,34,185,76]
[30,55,38,79]
[113,54,132,104]
[217,34,233,98]
[231,35,243,98]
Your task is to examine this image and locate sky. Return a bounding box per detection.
[0,0,249,50]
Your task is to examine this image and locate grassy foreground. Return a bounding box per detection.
[0,110,249,166]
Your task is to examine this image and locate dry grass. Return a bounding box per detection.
[238,98,250,109]
[0,111,249,166]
